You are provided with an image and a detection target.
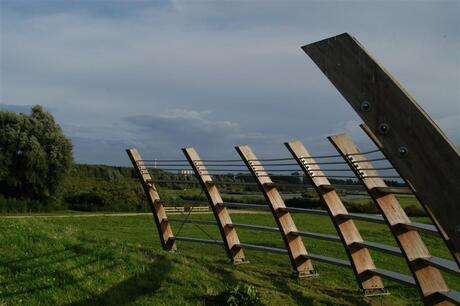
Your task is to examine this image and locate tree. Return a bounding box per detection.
[0,105,73,200]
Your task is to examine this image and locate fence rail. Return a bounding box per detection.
[127,32,460,305]
[168,217,460,277]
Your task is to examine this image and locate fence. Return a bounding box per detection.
[127,33,460,305]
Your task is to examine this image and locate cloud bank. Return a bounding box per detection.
[1,0,458,165]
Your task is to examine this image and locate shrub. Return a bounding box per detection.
[285,197,321,209]
[0,105,73,201]
[222,283,262,306]
[404,204,426,217]
[343,201,379,214]
[0,194,54,213]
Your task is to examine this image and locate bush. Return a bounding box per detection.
[0,194,54,213]
[404,204,426,217]
[0,105,73,201]
[343,201,379,214]
[285,197,321,209]
[221,283,262,306]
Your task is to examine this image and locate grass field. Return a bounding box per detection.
[1,212,458,305]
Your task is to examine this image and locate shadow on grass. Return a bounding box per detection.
[0,261,118,298]
[69,254,171,306]
[0,249,70,273]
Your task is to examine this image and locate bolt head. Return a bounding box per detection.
[360,101,371,112]
[398,146,409,157]
[378,123,390,135]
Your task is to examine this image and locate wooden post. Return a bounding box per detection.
[182,147,246,264]
[127,148,176,251]
[329,134,451,305]
[235,145,317,277]
[302,33,460,266]
[285,140,386,295]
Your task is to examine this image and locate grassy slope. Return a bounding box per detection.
[0,213,458,306]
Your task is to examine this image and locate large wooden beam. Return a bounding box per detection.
[235,145,317,277]
[329,134,451,305]
[285,140,386,296]
[302,33,460,266]
[127,148,176,251]
[182,147,246,264]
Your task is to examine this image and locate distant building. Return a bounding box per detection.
[179,169,193,175]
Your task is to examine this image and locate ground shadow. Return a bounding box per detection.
[68,254,171,306]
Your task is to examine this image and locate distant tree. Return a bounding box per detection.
[0,105,73,200]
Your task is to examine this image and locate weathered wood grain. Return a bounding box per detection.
[302,33,460,266]
[329,134,451,305]
[235,145,316,277]
[286,140,385,295]
[182,147,246,264]
[126,148,176,251]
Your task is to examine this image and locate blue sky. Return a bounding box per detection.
[1,0,459,165]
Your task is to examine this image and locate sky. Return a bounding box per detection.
[1,0,459,166]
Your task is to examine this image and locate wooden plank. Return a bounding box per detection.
[235,145,317,277]
[329,134,451,305]
[182,147,246,264]
[126,148,176,251]
[285,140,386,295]
[302,33,460,266]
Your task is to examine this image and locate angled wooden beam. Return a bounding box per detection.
[127,148,176,251]
[285,140,386,296]
[329,134,451,305]
[182,147,246,264]
[235,145,317,277]
[302,33,460,266]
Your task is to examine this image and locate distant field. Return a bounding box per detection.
[0,212,458,305]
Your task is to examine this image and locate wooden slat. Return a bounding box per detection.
[302,32,460,266]
[182,147,246,264]
[235,145,316,277]
[329,134,451,305]
[285,140,386,295]
[126,148,176,251]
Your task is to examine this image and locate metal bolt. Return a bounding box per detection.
[398,146,409,157]
[360,101,371,112]
[378,123,390,135]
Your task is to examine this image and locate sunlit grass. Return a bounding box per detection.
[0,213,458,305]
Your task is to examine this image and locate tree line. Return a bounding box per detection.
[0,105,420,215]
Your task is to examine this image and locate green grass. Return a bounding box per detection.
[0,213,458,305]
